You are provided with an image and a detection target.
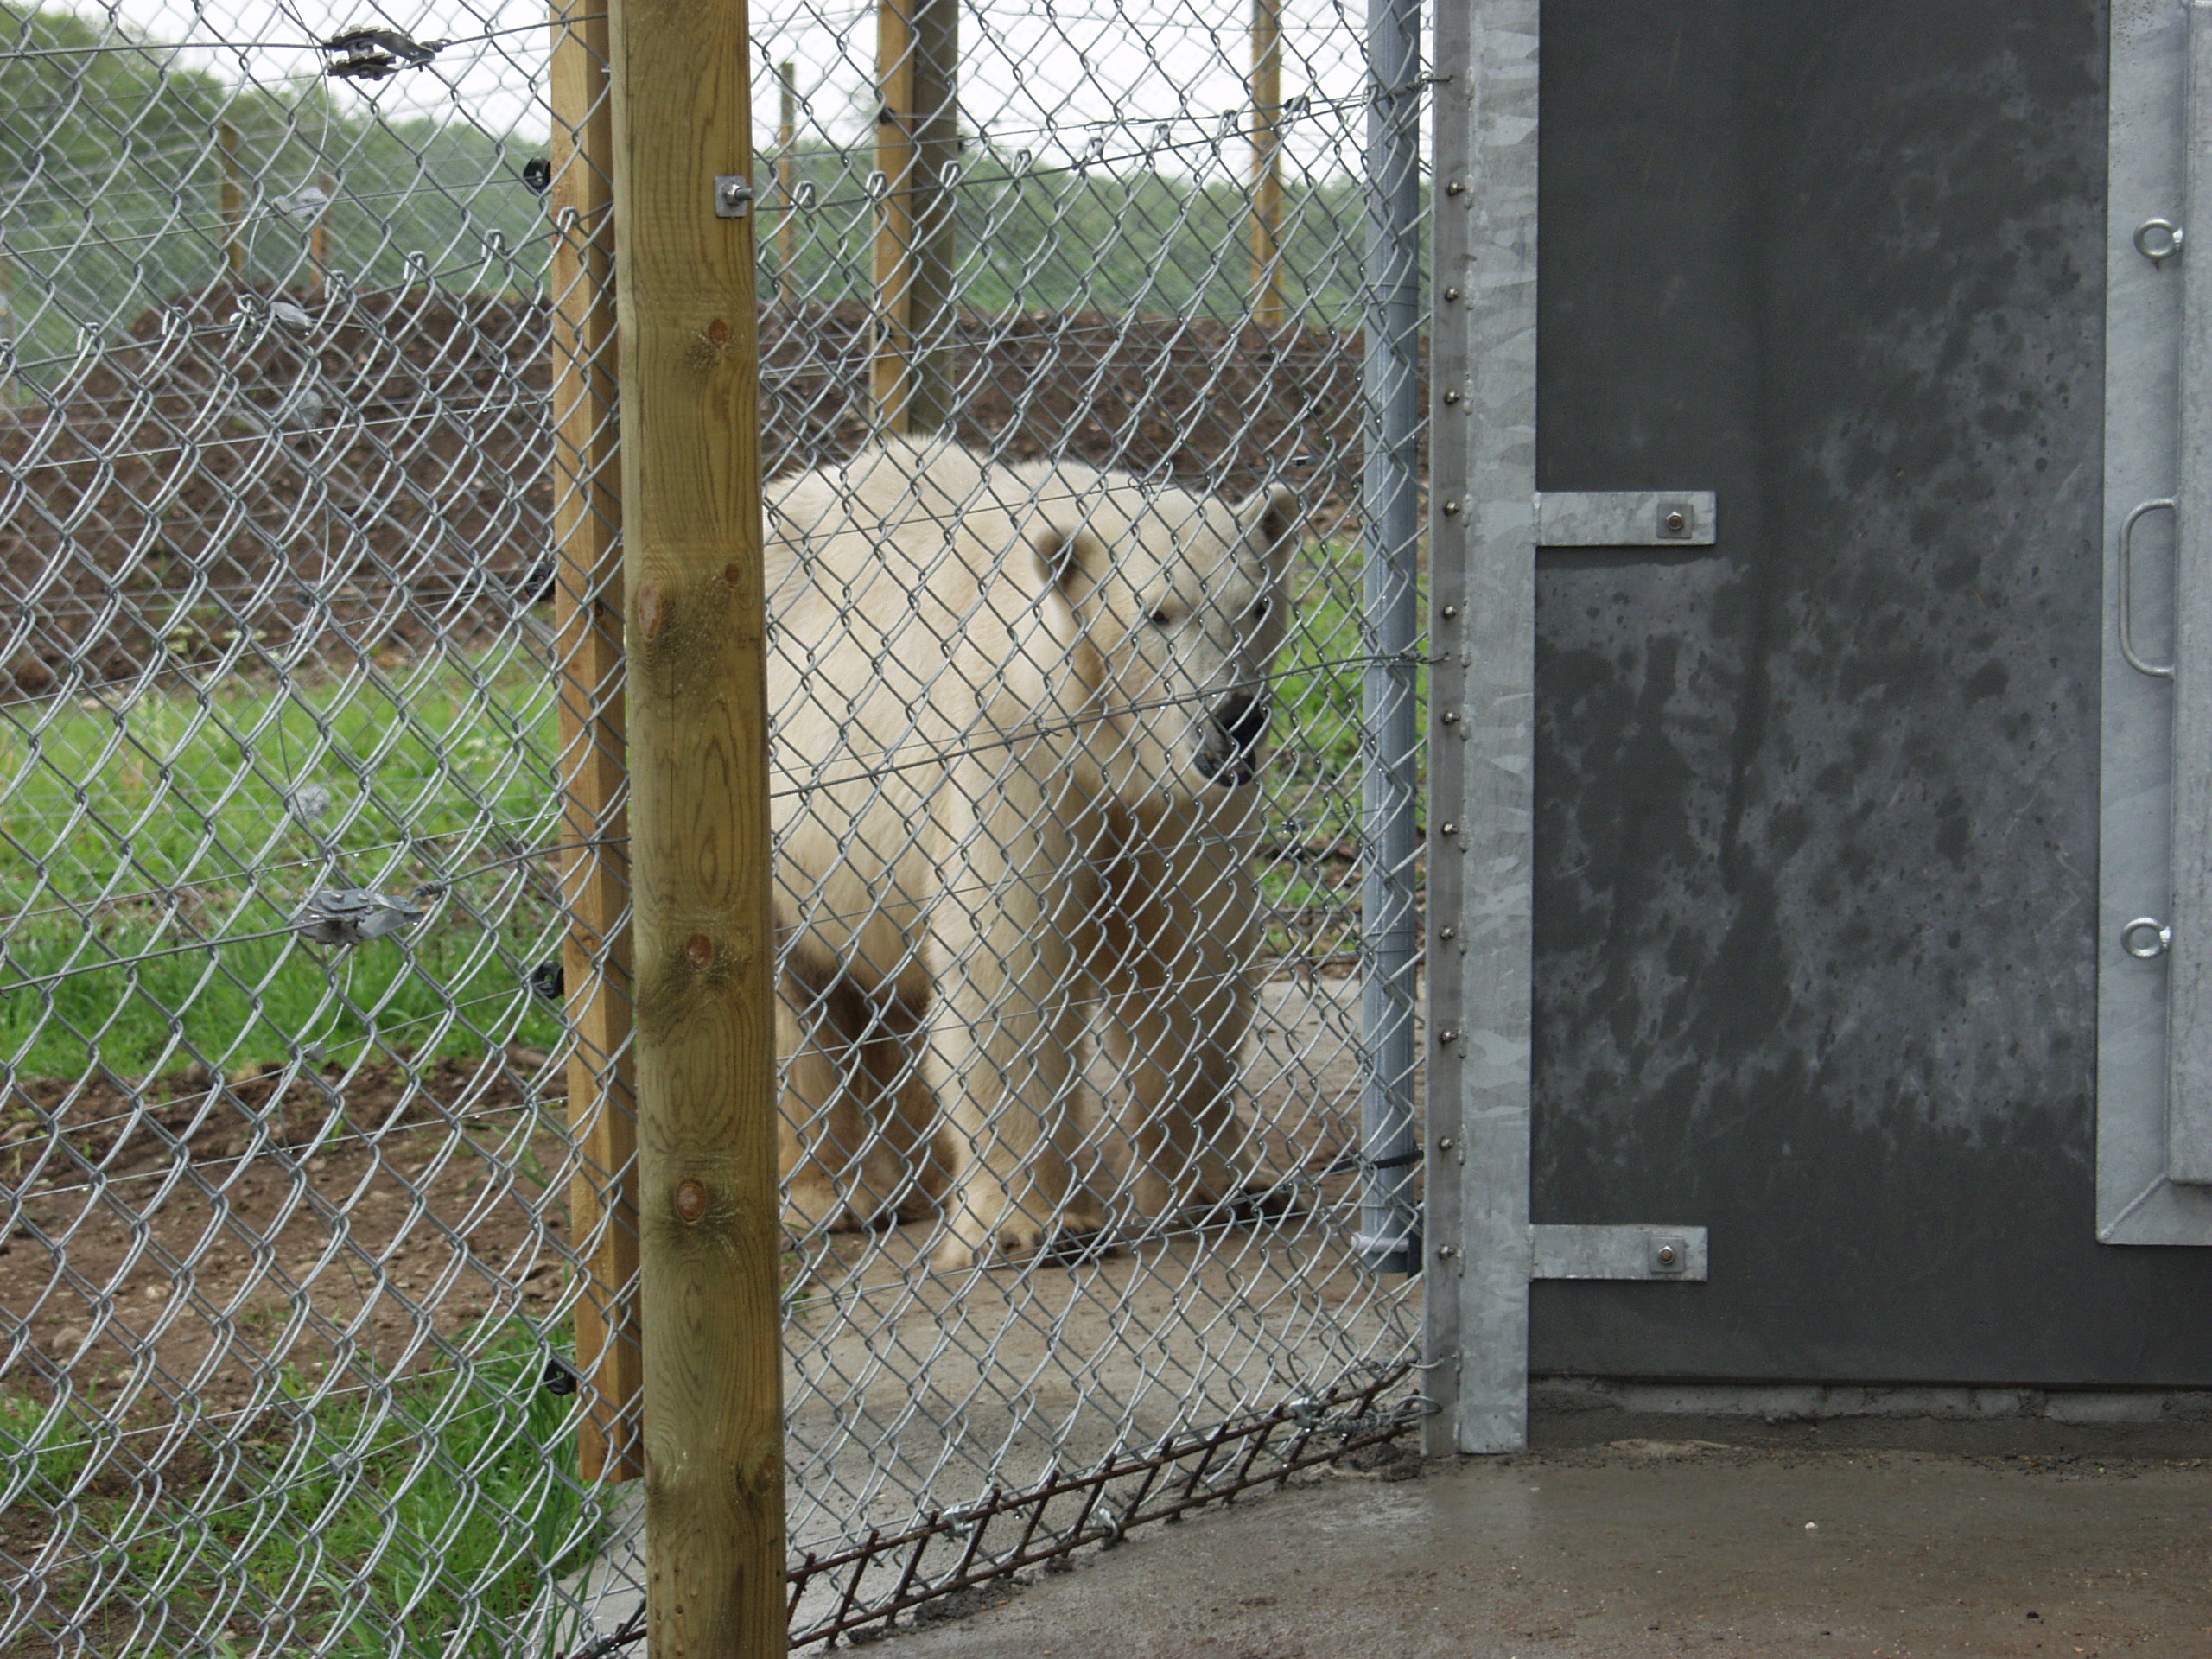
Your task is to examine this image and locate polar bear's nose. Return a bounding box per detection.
[1195,692,1269,786]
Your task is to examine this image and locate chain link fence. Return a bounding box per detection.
[0,0,1430,1650]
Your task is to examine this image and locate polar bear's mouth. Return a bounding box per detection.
[1193,692,1270,787]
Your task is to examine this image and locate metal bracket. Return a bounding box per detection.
[1534,490,1718,548]
[1530,1224,1708,1281]
[714,175,754,219]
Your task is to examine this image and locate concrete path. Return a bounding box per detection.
[874,1441,2212,1657]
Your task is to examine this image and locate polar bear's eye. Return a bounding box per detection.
[1249,594,1273,623]
[1149,607,1175,628]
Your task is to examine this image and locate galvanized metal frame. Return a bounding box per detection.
[1422,0,1539,1456]
[2099,0,2212,1242]
[1355,0,1424,1274]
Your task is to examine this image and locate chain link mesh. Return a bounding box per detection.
[0,0,1430,1650]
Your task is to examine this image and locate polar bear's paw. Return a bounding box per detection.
[932,1198,1112,1271]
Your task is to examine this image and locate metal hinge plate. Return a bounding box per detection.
[1530,1223,1708,1281]
[1535,490,1718,548]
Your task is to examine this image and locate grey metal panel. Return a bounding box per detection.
[1424,0,1539,1457]
[1535,490,1717,549]
[1530,1224,1708,1281]
[2166,3,2212,1185]
[2101,0,2212,1239]
[1528,0,2212,1386]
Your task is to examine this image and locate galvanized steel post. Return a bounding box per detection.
[1355,0,1423,1274]
[1421,0,1538,1455]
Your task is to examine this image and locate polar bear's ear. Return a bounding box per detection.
[1029,524,1106,596]
[1236,482,1301,573]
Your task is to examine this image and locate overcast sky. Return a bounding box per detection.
[81,0,1384,179]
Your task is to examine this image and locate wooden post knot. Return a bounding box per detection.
[684,933,715,969]
[673,1179,710,1223]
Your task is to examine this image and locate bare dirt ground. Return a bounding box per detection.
[3,290,1382,697]
[872,1439,2212,1659]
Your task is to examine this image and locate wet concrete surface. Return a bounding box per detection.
[874,1440,2212,1657]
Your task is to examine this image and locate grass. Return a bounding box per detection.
[1,1321,607,1656]
[0,546,1402,1084]
[1258,544,1430,956]
[0,646,571,1084]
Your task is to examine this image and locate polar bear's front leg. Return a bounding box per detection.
[928,756,1103,1270]
[1096,804,1264,1222]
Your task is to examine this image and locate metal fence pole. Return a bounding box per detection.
[872,0,957,434]
[1423,0,1539,1457]
[549,0,643,1484]
[605,0,785,1640]
[1355,0,1422,1274]
[1249,0,1285,332]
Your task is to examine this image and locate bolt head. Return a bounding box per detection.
[1664,510,1688,534]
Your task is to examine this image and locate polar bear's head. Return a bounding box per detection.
[1028,476,1300,804]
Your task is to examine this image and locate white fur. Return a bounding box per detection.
[767,439,1299,1268]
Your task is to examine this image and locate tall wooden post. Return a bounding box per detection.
[1249,0,1285,331]
[548,0,643,1483]
[219,122,245,280]
[310,172,334,302]
[607,0,784,1643]
[872,0,957,434]
[778,61,798,280]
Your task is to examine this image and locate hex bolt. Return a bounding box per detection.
[1439,820,1458,835]
[1437,1027,1460,1046]
[1655,1243,1679,1268]
[1438,926,1456,941]
[1663,509,1688,535]
[1440,499,1461,515]
[1442,389,1462,405]
[1445,180,1465,196]
[1440,603,1459,620]
[1442,285,1461,301]
[1440,709,1459,725]
[1436,1136,1455,1151]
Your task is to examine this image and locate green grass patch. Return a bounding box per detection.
[1260,544,1429,956]
[0,650,569,1081]
[3,1321,607,1656]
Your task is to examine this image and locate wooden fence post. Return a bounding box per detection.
[778,60,798,279]
[872,0,957,434]
[219,122,245,280]
[1249,0,1285,331]
[548,0,643,1484]
[310,171,333,302]
[607,0,785,1643]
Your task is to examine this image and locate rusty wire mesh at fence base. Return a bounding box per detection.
[0,0,1431,1650]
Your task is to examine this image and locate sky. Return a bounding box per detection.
[60,0,1387,179]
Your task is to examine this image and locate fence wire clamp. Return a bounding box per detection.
[291,887,429,945]
[321,28,449,80]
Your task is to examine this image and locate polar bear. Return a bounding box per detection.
[766,438,1298,1268]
